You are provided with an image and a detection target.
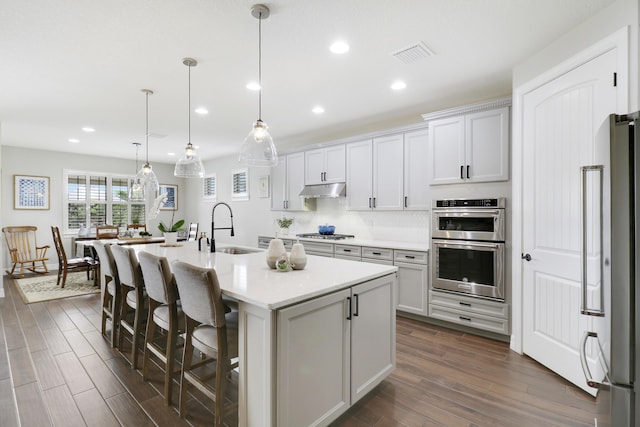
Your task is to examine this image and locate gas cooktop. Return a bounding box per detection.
[296,233,355,240]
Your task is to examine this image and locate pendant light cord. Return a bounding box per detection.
[145,91,150,163]
[188,62,192,144]
[258,11,262,121]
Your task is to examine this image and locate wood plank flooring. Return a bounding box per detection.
[1,273,607,426]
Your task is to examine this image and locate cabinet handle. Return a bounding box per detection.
[466,165,470,179]
[373,198,376,208]
[353,294,359,317]
[346,296,352,320]
[344,249,351,252]
[459,301,471,307]
[460,165,464,179]
[372,252,382,256]
[368,198,372,208]
[404,255,415,259]
[459,316,472,321]
[404,196,408,208]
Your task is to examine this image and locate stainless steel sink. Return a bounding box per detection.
[216,246,260,255]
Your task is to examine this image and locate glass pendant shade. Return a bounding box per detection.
[239,120,277,166]
[175,142,205,177]
[137,162,159,192]
[129,178,146,202]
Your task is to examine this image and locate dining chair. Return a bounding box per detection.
[187,223,199,241]
[93,241,120,348]
[97,224,119,239]
[127,224,147,232]
[171,261,239,423]
[51,226,98,288]
[138,251,183,405]
[111,245,147,369]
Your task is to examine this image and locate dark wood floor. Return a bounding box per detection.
[0,273,607,426]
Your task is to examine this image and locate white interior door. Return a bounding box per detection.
[522,48,617,395]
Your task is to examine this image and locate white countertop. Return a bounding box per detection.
[133,241,397,310]
[265,235,429,252]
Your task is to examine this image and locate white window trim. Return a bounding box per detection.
[63,169,145,235]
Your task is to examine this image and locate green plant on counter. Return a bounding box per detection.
[277,217,294,229]
[158,210,185,233]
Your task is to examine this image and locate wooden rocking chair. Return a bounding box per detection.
[2,226,50,278]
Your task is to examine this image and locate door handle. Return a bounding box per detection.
[521,253,532,261]
[580,165,605,316]
[579,331,610,390]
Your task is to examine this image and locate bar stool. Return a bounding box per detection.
[93,241,120,347]
[138,251,183,405]
[111,245,147,369]
[171,261,238,424]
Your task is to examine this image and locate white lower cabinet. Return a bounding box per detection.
[394,250,428,316]
[428,291,509,335]
[277,275,396,426]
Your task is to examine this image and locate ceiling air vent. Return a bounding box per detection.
[391,41,434,64]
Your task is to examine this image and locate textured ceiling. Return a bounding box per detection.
[0,0,614,165]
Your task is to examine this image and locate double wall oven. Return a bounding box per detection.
[431,198,506,301]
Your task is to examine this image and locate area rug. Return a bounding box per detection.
[13,273,100,304]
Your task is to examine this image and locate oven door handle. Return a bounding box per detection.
[432,239,501,249]
[580,165,605,317]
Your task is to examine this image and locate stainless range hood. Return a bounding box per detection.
[299,182,346,198]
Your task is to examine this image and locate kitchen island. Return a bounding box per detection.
[133,240,397,426]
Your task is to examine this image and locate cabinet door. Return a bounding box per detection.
[403,129,429,210]
[395,261,428,316]
[304,148,325,185]
[285,152,306,211]
[465,107,509,183]
[351,274,396,404]
[428,116,465,185]
[346,140,373,211]
[270,157,287,211]
[277,288,351,427]
[373,134,404,210]
[324,144,346,183]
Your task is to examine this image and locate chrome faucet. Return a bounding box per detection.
[210,202,234,252]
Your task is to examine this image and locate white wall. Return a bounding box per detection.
[1,146,186,269]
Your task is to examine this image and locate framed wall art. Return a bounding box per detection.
[14,175,50,210]
[159,184,178,210]
[258,175,269,198]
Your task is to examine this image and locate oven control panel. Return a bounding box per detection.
[433,198,505,208]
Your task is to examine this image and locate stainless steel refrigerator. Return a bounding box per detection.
[581,113,640,426]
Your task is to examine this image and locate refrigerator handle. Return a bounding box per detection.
[580,165,605,317]
[579,331,611,390]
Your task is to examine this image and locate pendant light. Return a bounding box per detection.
[129,142,145,201]
[239,4,278,167]
[136,89,159,192]
[174,57,206,178]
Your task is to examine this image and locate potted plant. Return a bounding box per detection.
[158,212,185,246]
[277,217,293,236]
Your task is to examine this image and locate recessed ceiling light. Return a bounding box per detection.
[81,127,95,133]
[68,138,80,143]
[312,106,325,114]
[195,107,208,115]
[330,41,350,54]
[168,152,175,156]
[391,81,407,90]
[246,82,261,91]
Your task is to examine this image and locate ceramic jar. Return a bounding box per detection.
[289,243,307,270]
[266,238,286,269]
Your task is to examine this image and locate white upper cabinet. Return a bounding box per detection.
[428,106,509,185]
[372,134,404,210]
[304,145,346,185]
[346,140,373,211]
[346,135,404,211]
[271,152,308,211]
[403,129,429,210]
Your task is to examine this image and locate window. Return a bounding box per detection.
[232,168,249,201]
[65,171,146,233]
[203,174,217,199]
